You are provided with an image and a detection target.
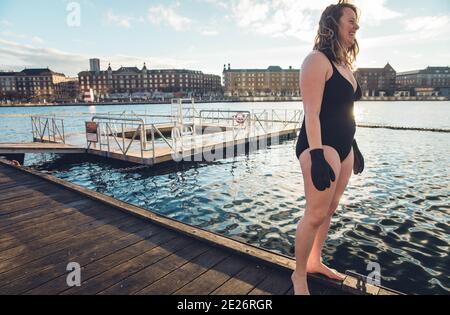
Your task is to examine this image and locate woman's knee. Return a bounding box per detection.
[304,207,330,227]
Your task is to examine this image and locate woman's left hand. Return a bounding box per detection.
[352,139,364,175]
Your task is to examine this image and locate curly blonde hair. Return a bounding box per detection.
[313,0,360,69]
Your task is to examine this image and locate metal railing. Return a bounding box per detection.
[147,122,176,161]
[89,116,178,163]
[27,108,302,163]
[31,116,66,143]
[90,116,147,159]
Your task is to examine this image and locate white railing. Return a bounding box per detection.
[31,116,65,143]
[89,116,177,163]
[62,106,304,163]
[90,116,147,159]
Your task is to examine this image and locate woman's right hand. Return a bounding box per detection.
[310,149,336,191]
[352,139,364,175]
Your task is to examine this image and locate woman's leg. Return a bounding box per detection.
[292,145,341,295]
[307,148,354,280]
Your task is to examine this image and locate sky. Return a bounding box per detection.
[0,0,449,77]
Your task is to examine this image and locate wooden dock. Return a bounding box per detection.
[0,143,85,154]
[0,160,400,295]
[87,126,299,165]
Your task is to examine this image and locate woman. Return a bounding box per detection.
[292,0,365,295]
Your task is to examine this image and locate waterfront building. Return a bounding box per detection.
[396,66,450,97]
[223,64,300,97]
[1,68,67,102]
[54,77,80,103]
[354,63,396,97]
[78,60,222,101]
[0,72,17,100]
[14,68,66,102]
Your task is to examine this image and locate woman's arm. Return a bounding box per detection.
[300,52,336,191]
[300,52,329,150]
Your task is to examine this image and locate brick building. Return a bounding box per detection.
[223,64,300,97]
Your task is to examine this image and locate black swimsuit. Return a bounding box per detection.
[296,54,362,162]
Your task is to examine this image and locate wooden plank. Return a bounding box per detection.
[378,287,400,295]
[1,220,151,295]
[342,276,380,295]
[136,248,229,295]
[211,263,270,295]
[26,226,175,295]
[0,212,133,277]
[0,189,76,210]
[0,197,106,239]
[0,143,85,154]
[63,236,194,295]
[0,212,132,276]
[0,197,90,229]
[0,175,56,187]
[0,191,81,216]
[0,209,117,254]
[0,203,128,260]
[248,270,292,295]
[0,217,142,294]
[0,181,46,194]
[63,230,178,290]
[0,190,48,206]
[0,202,124,250]
[99,241,210,295]
[0,201,129,261]
[0,196,86,232]
[173,255,249,295]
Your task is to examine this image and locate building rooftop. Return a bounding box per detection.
[78,68,210,76]
[116,66,141,73]
[18,68,65,77]
[224,66,299,72]
[397,70,421,76]
[397,66,450,76]
[356,63,395,73]
[0,72,17,76]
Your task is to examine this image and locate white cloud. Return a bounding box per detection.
[231,0,270,27]
[202,0,229,10]
[353,0,402,25]
[404,15,450,33]
[201,30,219,36]
[209,0,402,42]
[0,38,199,76]
[359,14,450,50]
[31,36,44,44]
[1,30,45,45]
[1,30,26,39]
[0,20,13,27]
[105,9,137,28]
[148,5,193,31]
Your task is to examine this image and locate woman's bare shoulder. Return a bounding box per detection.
[302,50,330,69]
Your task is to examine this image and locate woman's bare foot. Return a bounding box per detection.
[291,272,310,295]
[307,263,346,281]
